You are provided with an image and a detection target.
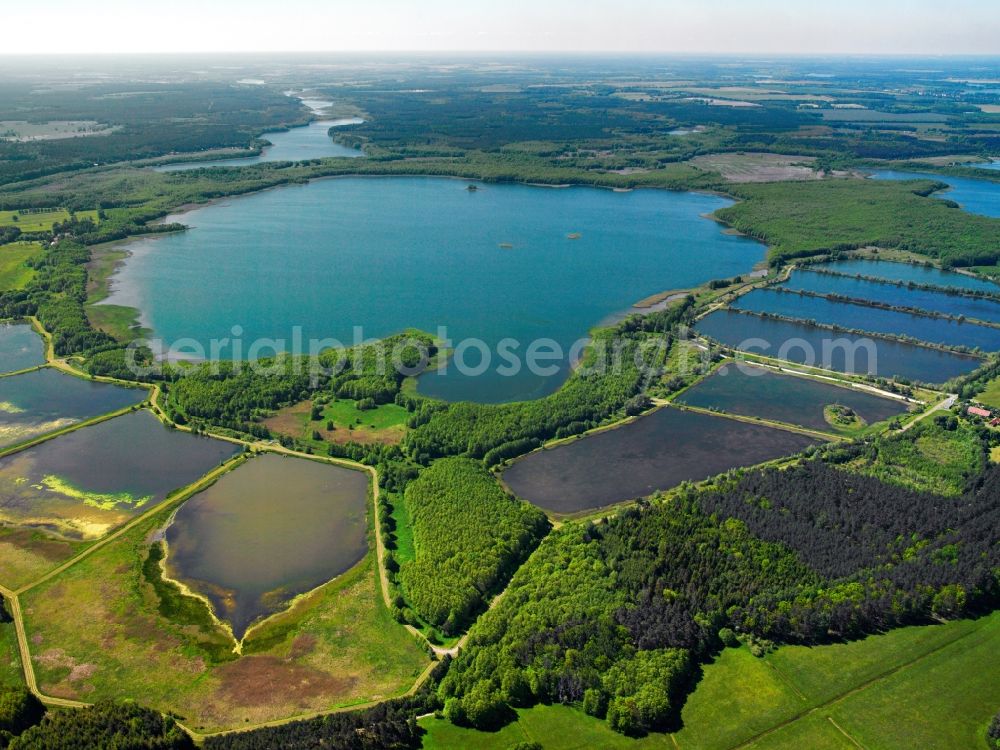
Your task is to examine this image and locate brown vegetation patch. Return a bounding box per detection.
[264,401,404,446]
[214,655,355,707]
[689,152,828,182]
[0,529,74,562]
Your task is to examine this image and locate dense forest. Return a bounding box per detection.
[4,700,191,749]
[716,179,1000,267]
[440,443,999,734]
[397,458,549,632]
[0,82,305,185]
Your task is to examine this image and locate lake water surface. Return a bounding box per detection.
[104,177,765,402]
[678,363,908,432]
[695,309,981,383]
[154,118,364,171]
[0,368,147,449]
[501,406,816,514]
[0,409,240,539]
[0,323,45,373]
[165,454,369,639]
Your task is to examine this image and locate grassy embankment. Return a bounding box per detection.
[420,612,1000,750]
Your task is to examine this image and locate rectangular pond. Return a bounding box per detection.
[0,367,148,449]
[695,309,981,384]
[732,288,1000,352]
[501,406,817,514]
[164,453,369,639]
[0,409,241,540]
[677,363,909,433]
[103,177,765,403]
[781,269,1000,324]
[0,322,45,374]
[823,259,1000,294]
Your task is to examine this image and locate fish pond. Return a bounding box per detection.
[0,409,240,540]
[104,177,765,403]
[154,118,364,171]
[0,368,147,449]
[695,309,981,384]
[677,363,909,433]
[781,269,1000,324]
[868,169,1000,219]
[821,259,1000,293]
[0,322,45,373]
[164,454,369,639]
[732,288,1000,351]
[501,406,816,514]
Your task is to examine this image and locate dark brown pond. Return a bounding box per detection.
[501,406,817,514]
[165,454,370,639]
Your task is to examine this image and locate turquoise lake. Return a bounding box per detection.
[868,169,1000,219]
[104,177,765,403]
[0,323,45,374]
[154,118,363,171]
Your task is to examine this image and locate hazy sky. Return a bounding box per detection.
[4,0,998,55]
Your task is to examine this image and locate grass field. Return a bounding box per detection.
[19,502,429,733]
[0,618,23,690]
[0,242,42,290]
[977,377,1000,409]
[0,209,99,233]
[420,703,676,750]
[420,614,1000,750]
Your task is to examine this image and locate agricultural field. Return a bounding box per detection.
[687,152,825,182]
[0,209,99,233]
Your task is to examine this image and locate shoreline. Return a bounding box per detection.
[96,177,765,389]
